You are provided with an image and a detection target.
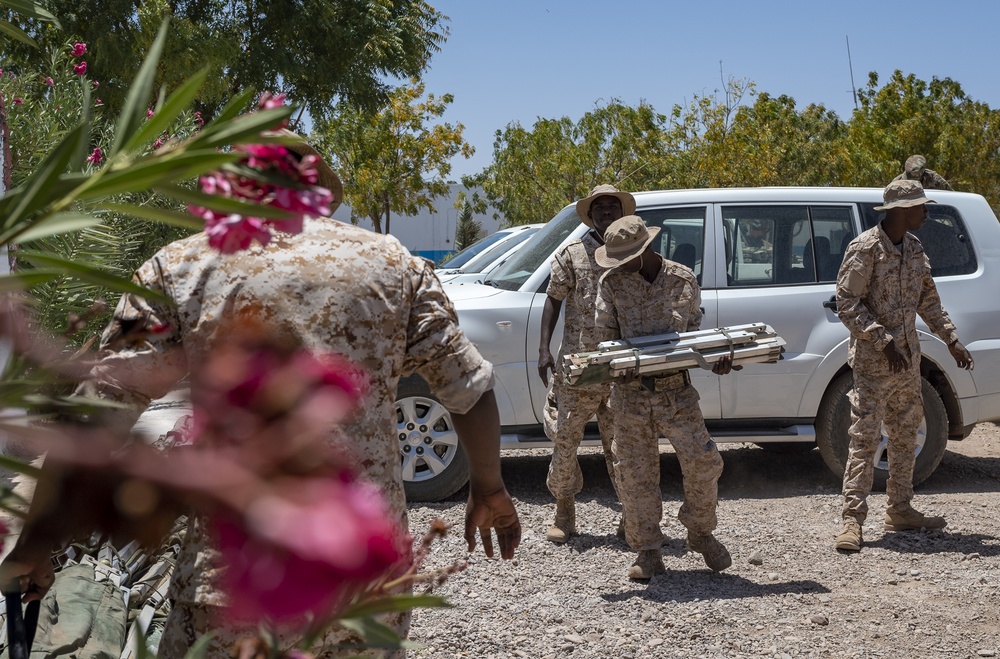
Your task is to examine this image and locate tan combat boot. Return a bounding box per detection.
[545,497,576,544]
[627,549,666,580]
[884,505,947,531]
[687,532,732,572]
[835,518,863,552]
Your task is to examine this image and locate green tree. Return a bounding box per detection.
[2,0,448,120]
[452,193,482,251]
[468,99,670,226]
[314,80,473,235]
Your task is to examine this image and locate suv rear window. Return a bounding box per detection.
[860,203,977,277]
[723,205,856,286]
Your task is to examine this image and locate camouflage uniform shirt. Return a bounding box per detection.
[893,169,953,191]
[596,259,702,340]
[836,224,958,373]
[82,218,494,606]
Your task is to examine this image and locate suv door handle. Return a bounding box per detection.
[822,296,838,311]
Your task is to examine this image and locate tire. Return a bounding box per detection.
[395,378,470,502]
[816,371,948,490]
[754,442,816,454]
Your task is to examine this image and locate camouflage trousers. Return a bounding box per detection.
[842,364,923,523]
[157,601,409,659]
[544,376,617,499]
[610,376,723,550]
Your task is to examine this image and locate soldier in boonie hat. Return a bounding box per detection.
[538,183,637,545]
[592,215,739,580]
[892,154,953,191]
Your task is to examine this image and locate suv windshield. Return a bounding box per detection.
[459,226,538,273]
[488,206,581,291]
[437,230,512,269]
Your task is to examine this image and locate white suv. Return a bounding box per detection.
[398,187,1000,501]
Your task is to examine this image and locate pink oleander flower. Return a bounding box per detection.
[193,110,204,126]
[153,137,164,149]
[91,80,99,88]
[73,62,87,76]
[188,98,334,254]
[12,98,23,105]
[96,99,103,106]
[146,107,154,118]
[71,42,87,57]
[213,472,408,622]
[44,76,54,86]
[86,147,103,165]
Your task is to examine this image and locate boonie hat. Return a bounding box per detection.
[595,215,660,268]
[874,179,936,211]
[576,184,637,228]
[276,129,344,215]
[904,154,927,177]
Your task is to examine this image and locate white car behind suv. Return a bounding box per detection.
[398,187,1000,501]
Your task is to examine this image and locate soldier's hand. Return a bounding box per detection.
[0,547,55,604]
[882,341,909,374]
[948,341,974,371]
[712,356,743,375]
[465,486,521,560]
[537,349,555,387]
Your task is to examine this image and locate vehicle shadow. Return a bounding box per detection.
[492,443,1000,505]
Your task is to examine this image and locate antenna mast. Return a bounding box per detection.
[846,35,859,111]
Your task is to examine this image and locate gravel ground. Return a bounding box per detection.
[408,423,1000,659]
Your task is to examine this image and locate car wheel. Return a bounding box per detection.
[754,442,816,454]
[816,371,948,489]
[396,378,470,502]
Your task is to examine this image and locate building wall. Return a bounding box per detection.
[331,184,506,263]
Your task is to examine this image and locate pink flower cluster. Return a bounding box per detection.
[189,95,333,253]
[70,42,86,57]
[86,148,103,165]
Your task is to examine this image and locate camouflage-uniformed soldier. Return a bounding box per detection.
[742,219,773,263]
[537,184,634,544]
[834,179,973,552]
[893,154,953,191]
[2,138,521,658]
[594,216,737,580]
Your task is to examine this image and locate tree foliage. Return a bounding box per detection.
[452,193,482,251]
[314,80,472,234]
[474,74,1000,225]
[1,0,448,120]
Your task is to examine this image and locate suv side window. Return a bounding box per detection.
[723,206,856,286]
[860,203,977,277]
[640,206,707,283]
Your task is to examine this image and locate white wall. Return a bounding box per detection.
[331,184,506,262]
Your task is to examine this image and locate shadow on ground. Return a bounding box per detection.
[600,572,830,605]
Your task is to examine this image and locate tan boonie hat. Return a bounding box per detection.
[575,184,637,228]
[595,215,660,268]
[275,129,344,215]
[874,179,936,211]
[904,154,927,177]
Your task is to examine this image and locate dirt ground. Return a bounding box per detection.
[407,422,1000,658]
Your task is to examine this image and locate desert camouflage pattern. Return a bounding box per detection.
[545,230,616,496]
[158,601,407,659]
[893,168,954,191]
[836,224,958,521]
[543,373,616,497]
[596,258,723,550]
[79,218,493,654]
[841,365,922,523]
[837,224,958,368]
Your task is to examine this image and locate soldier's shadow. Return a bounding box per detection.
[864,530,1000,557]
[601,571,830,604]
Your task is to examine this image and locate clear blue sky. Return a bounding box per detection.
[416,0,1000,179]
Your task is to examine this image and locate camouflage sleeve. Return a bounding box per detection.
[836,243,894,351]
[594,274,620,344]
[915,252,959,344]
[402,256,494,415]
[930,171,953,191]
[75,256,188,434]
[687,280,704,332]
[545,247,574,301]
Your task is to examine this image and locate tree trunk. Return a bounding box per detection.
[384,193,391,235]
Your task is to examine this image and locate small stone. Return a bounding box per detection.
[768,572,780,581]
[888,579,898,585]
[976,651,996,657]
[811,614,830,626]
[910,569,921,576]
[565,634,585,644]
[748,550,764,565]
[648,638,664,647]
[818,595,832,603]
[969,552,981,560]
